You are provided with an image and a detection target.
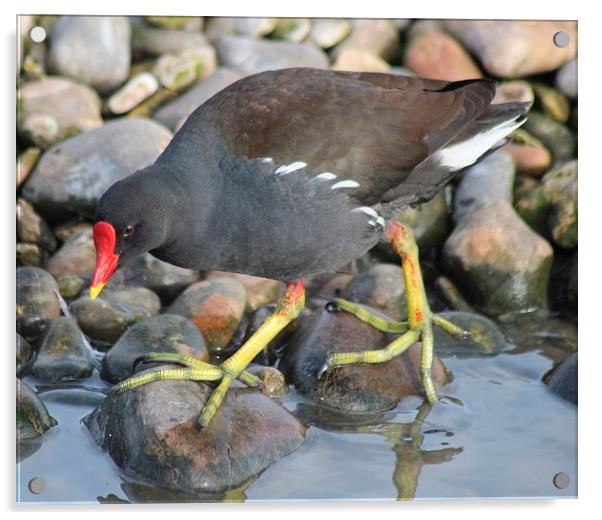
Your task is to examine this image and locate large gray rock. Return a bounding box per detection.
[31,317,95,382]
[443,200,554,315]
[213,36,329,76]
[84,379,306,494]
[22,118,172,221]
[16,267,61,340]
[48,16,131,93]
[544,352,577,404]
[17,380,57,440]
[453,151,515,223]
[153,68,242,130]
[17,77,103,147]
[101,314,209,383]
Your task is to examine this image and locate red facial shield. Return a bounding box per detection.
[90,221,120,299]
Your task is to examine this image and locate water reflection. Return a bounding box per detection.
[296,401,463,500]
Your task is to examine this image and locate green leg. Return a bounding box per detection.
[323,221,469,404]
[112,281,305,429]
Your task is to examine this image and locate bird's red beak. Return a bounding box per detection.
[90,221,120,300]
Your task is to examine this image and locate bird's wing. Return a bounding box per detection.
[171,68,496,204]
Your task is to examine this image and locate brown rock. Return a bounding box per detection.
[17,198,57,251]
[502,143,552,177]
[46,228,96,279]
[206,271,284,311]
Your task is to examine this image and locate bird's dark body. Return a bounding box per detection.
[96,68,528,281]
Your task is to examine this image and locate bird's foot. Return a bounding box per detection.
[322,220,469,404]
[113,281,305,428]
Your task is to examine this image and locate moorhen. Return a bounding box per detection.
[90,68,528,427]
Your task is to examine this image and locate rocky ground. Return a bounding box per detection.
[17,16,577,496]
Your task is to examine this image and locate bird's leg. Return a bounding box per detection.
[114,281,305,428]
[324,221,468,404]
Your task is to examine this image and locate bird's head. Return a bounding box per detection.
[89,169,172,300]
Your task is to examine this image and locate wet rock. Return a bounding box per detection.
[342,264,406,321]
[540,161,578,248]
[442,200,553,315]
[544,352,577,404]
[111,253,199,304]
[433,311,510,358]
[132,26,209,56]
[17,334,32,375]
[246,364,288,397]
[57,275,84,301]
[17,379,57,440]
[84,379,306,494]
[22,118,172,221]
[405,30,482,81]
[46,228,96,279]
[556,59,577,100]
[492,80,534,107]
[332,49,390,72]
[309,19,351,48]
[17,147,41,188]
[16,267,61,340]
[17,77,103,148]
[70,287,161,346]
[101,314,208,383]
[17,198,57,252]
[106,72,160,115]
[31,317,95,382]
[444,20,577,78]
[453,151,515,223]
[153,68,242,131]
[205,17,276,39]
[333,19,399,62]
[167,278,246,352]
[153,46,217,92]
[532,83,570,123]
[281,306,450,414]
[48,16,131,93]
[522,112,576,163]
[206,271,284,311]
[145,16,203,31]
[271,18,312,43]
[17,243,43,267]
[213,36,328,76]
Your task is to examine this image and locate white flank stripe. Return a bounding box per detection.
[435,115,526,171]
[275,161,307,175]
[312,172,337,182]
[353,206,379,218]
[331,180,360,190]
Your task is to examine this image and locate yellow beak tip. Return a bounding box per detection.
[89,284,105,300]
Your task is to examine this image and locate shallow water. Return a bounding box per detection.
[17,315,577,503]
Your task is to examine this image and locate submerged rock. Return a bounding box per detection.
[281,306,450,414]
[84,379,306,494]
[16,267,61,340]
[46,228,96,279]
[22,118,172,222]
[444,20,577,77]
[70,287,161,346]
[17,379,57,440]
[17,77,103,147]
[101,314,208,383]
[48,16,131,93]
[167,278,246,352]
[31,317,95,382]
[213,36,328,76]
[442,200,553,315]
[544,352,577,404]
[341,263,406,321]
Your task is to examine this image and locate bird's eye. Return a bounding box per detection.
[123,225,135,237]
